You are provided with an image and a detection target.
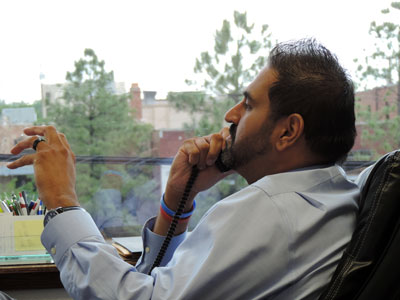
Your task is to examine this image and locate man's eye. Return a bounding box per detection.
[244,100,252,110]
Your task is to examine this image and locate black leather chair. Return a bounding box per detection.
[319,150,400,299]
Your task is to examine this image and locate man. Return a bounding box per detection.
[7,38,359,299]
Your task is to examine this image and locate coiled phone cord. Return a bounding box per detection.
[148,165,199,275]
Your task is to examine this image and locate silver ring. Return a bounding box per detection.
[32,137,45,151]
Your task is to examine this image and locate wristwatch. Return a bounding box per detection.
[44,206,86,226]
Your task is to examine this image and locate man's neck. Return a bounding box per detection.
[238,150,323,184]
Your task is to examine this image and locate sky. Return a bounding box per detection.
[0,0,396,103]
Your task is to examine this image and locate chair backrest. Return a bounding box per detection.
[318,150,400,300]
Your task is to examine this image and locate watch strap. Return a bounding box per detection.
[44,206,85,226]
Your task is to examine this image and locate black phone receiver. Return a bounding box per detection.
[215,151,231,172]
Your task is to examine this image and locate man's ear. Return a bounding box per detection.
[275,113,304,152]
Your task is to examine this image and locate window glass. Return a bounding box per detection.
[0,0,398,242]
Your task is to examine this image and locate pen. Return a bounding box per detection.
[28,200,35,215]
[19,192,28,216]
[22,191,31,214]
[21,191,27,203]
[5,199,14,215]
[0,200,11,213]
[11,194,21,216]
[30,199,40,215]
[37,200,43,215]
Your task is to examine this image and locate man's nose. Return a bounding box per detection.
[224,101,242,125]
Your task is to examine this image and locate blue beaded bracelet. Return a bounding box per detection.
[160,194,196,219]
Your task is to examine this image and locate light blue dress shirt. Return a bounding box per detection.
[41,165,359,299]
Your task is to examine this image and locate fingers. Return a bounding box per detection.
[7,153,35,169]
[182,133,224,170]
[10,136,47,155]
[182,139,205,168]
[58,132,72,151]
[11,126,68,155]
[193,138,210,170]
[206,133,224,165]
[59,133,75,163]
[8,125,71,170]
[220,127,230,140]
[23,126,63,146]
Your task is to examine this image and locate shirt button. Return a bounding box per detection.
[50,247,56,255]
[145,247,150,253]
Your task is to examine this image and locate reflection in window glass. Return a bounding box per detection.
[0,0,398,239]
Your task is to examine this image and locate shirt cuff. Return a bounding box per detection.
[135,217,187,274]
[41,209,104,264]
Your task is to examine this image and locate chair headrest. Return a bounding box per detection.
[350,149,400,258]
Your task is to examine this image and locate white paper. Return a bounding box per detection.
[112,236,143,253]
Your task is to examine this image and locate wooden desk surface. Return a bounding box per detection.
[0,253,141,290]
[0,263,62,290]
[0,227,142,290]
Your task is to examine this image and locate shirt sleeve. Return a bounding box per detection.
[41,210,186,300]
[135,217,187,274]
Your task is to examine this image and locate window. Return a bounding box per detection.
[0,0,398,259]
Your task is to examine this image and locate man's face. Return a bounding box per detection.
[220,67,278,171]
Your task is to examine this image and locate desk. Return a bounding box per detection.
[0,253,141,290]
[0,263,62,290]
[0,224,143,290]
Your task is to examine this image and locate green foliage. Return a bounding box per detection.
[44,49,154,214]
[167,12,270,215]
[168,11,274,135]
[355,3,400,89]
[0,175,38,204]
[356,96,400,158]
[46,49,152,157]
[32,100,43,122]
[354,2,400,154]
[45,49,153,155]
[0,100,34,111]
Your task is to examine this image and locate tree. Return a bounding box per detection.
[47,49,152,157]
[32,100,43,121]
[45,49,153,206]
[168,12,275,206]
[167,11,274,136]
[354,2,400,157]
[0,99,33,110]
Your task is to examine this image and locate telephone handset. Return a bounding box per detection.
[148,151,231,274]
[215,151,232,173]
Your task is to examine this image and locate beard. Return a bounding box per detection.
[220,121,273,170]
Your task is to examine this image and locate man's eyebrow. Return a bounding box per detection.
[243,91,255,102]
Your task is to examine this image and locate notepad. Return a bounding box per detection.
[0,215,45,256]
[14,219,44,251]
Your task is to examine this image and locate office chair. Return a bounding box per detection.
[318,150,400,299]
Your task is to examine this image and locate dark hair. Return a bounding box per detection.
[268,38,356,164]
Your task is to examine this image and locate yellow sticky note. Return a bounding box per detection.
[14,219,45,251]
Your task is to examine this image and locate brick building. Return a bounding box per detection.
[128,83,198,157]
[353,84,399,157]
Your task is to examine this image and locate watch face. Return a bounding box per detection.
[43,207,83,226]
[44,210,59,226]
